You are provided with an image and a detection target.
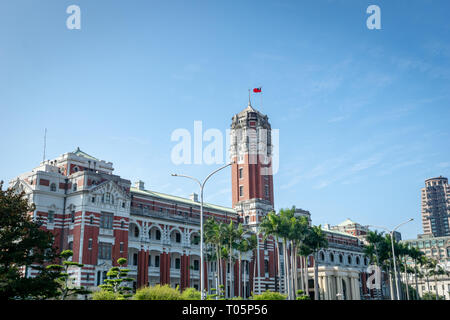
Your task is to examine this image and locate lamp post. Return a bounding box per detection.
[368,218,414,300]
[172,162,234,300]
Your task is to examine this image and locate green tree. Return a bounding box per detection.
[98,258,133,299]
[0,182,60,300]
[180,287,201,300]
[422,291,445,300]
[303,225,328,300]
[234,224,253,298]
[46,250,90,300]
[259,210,283,293]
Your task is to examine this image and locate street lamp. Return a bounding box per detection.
[368,218,414,300]
[171,162,234,300]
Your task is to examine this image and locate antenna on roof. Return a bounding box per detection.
[43,128,47,163]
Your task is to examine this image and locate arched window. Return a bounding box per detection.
[330,253,334,262]
[134,226,139,238]
[50,183,56,192]
[155,229,161,240]
[348,255,352,264]
[320,251,325,261]
[339,254,343,263]
[356,256,360,265]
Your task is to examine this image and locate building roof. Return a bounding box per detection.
[337,218,358,227]
[325,228,359,239]
[71,147,100,161]
[130,187,237,214]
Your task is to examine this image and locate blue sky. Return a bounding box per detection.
[1,0,450,239]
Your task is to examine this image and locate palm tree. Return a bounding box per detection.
[204,218,227,293]
[223,220,238,298]
[303,225,328,300]
[288,213,310,299]
[260,208,293,298]
[234,223,254,298]
[259,210,283,293]
[398,242,411,300]
[422,256,435,294]
[364,231,383,298]
[430,264,446,300]
[408,246,424,300]
[241,233,257,299]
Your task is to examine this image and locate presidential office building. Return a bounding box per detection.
[9,102,372,299]
[9,102,279,298]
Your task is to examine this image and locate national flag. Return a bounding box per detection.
[253,87,262,93]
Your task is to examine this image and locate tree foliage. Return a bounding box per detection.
[46,250,90,300]
[133,284,181,300]
[0,182,60,300]
[98,257,133,299]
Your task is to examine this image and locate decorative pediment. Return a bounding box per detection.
[10,178,33,194]
[89,180,130,205]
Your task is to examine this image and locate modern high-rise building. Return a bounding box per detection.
[421,176,450,237]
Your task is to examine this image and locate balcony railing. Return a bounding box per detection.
[99,228,114,236]
[130,207,200,225]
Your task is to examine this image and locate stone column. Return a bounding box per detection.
[328,276,335,300]
[336,276,343,300]
[324,275,330,300]
[352,276,361,300]
[318,276,324,300]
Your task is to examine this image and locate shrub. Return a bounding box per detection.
[92,290,121,300]
[422,292,445,300]
[296,290,310,300]
[180,287,201,300]
[133,285,181,300]
[252,290,287,300]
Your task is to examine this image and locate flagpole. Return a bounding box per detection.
[260,86,262,111]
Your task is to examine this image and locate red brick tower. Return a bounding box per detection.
[230,99,278,293]
[230,100,274,227]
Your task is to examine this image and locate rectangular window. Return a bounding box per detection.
[133,253,138,266]
[194,260,199,271]
[175,258,181,269]
[71,211,75,223]
[239,168,243,179]
[120,242,124,253]
[155,255,160,267]
[265,185,269,197]
[100,212,113,229]
[239,186,244,197]
[48,211,54,224]
[88,239,93,250]
[98,243,112,260]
